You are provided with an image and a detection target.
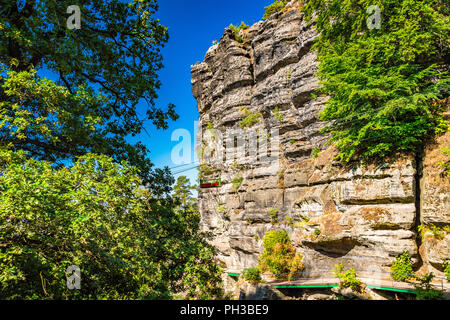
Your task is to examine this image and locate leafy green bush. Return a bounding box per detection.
[239,108,262,128]
[273,107,284,122]
[438,148,450,177]
[232,176,244,190]
[268,209,279,223]
[312,147,321,159]
[414,273,443,300]
[333,263,364,293]
[284,217,294,227]
[263,0,289,20]
[444,262,450,282]
[227,21,249,43]
[0,149,223,300]
[303,0,449,163]
[286,69,293,82]
[242,268,262,284]
[390,251,415,282]
[258,230,303,279]
[419,224,446,241]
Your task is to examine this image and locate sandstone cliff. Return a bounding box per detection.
[191,1,449,289]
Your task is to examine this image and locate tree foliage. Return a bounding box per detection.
[258,230,303,279]
[0,0,178,185]
[263,0,290,20]
[242,268,262,284]
[444,262,450,282]
[303,0,449,163]
[414,273,443,300]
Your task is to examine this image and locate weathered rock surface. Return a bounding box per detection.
[191,0,449,296]
[420,119,450,274]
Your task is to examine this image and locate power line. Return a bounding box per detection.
[168,161,200,171]
[172,165,200,175]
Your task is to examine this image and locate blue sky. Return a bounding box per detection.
[133,0,273,184]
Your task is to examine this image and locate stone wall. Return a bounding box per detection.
[191,1,449,286]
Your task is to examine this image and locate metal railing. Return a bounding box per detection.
[226,267,449,292]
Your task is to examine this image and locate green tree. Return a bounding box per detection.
[303,0,449,163]
[390,251,415,282]
[0,0,178,187]
[242,268,262,284]
[0,148,223,299]
[333,263,364,293]
[444,262,450,282]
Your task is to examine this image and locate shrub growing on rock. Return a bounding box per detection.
[414,273,443,300]
[390,251,415,282]
[239,108,262,129]
[242,268,262,284]
[232,176,243,190]
[303,0,449,164]
[258,230,303,280]
[263,0,289,20]
[333,263,364,293]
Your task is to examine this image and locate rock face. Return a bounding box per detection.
[191,1,449,289]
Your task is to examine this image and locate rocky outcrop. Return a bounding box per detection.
[191,0,449,289]
[420,113,450,273]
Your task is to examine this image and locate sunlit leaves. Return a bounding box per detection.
[303,0,449,162]
[0,149,223,299]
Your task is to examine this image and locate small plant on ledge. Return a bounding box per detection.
[333,263,364,293]
[263,0,289,20]
[242,268,263,284]
[414,273,443,300]
[312,147,321,159]
[418,224,448,241]
[438,148,450,177]
[239,107,262,129]
[227,22,249,43]
[443,262,450,282]
[273,106,284,122]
